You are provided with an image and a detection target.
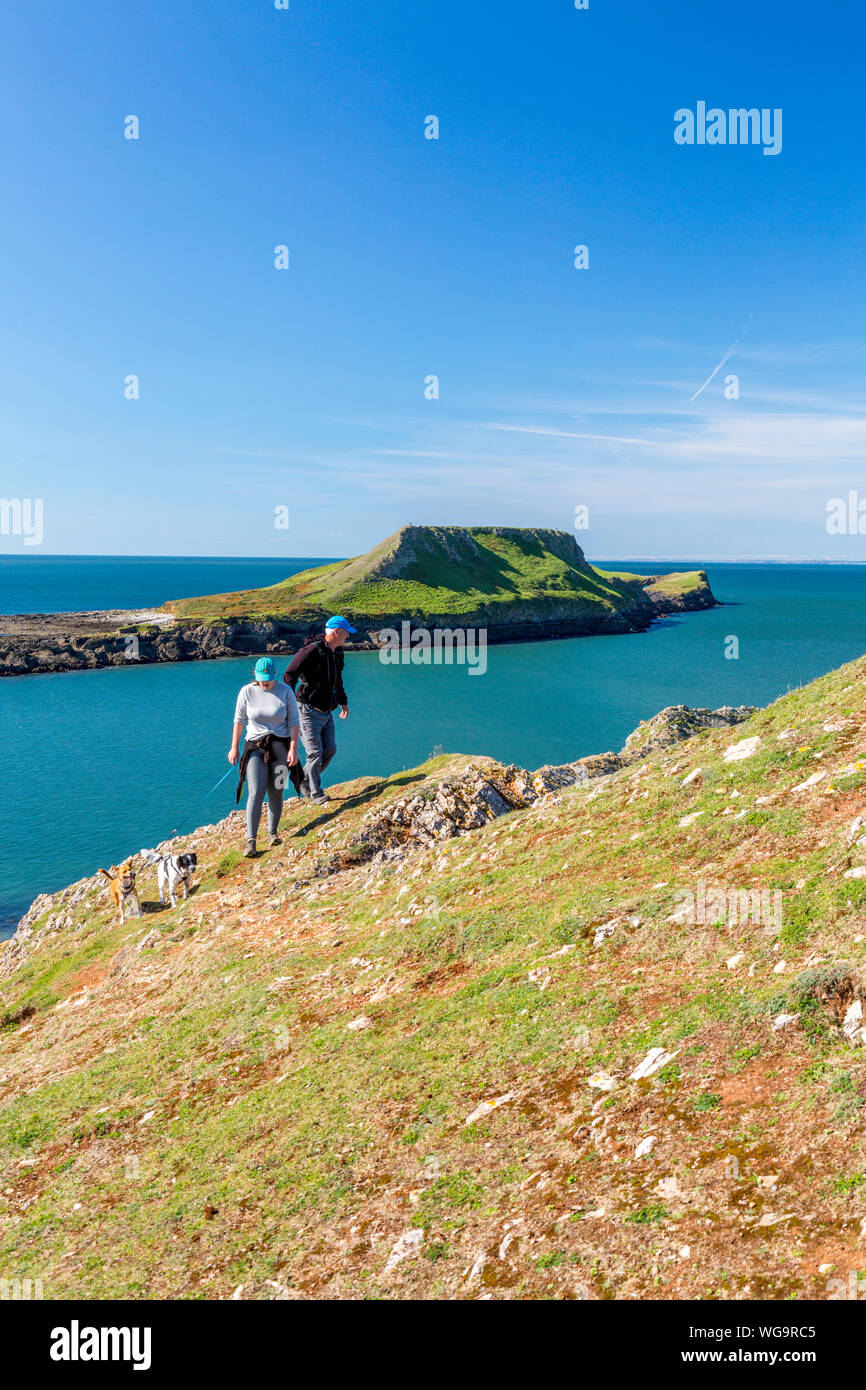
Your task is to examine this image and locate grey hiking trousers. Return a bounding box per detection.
[245,739,288,841]
[298,704,337,797]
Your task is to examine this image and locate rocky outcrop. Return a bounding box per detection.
[367,524,589,581]
[0,613,316,678]
[620,703,757,757]
[640,571,716,614]
[314,703,756,877]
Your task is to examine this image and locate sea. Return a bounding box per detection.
[2,554,865,938]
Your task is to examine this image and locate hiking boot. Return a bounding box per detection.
[268,832,282,847]
[310,793,329,806]
[243,840,257,858]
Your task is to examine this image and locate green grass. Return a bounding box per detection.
[3,652,866,1298]
[164,525,710,622]
[693,1092,722,1112]
[625,1205,670,1224]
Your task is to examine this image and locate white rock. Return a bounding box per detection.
[844,867,866,879]
[346,1015,373,1031]
[464,1092,515,1126]
[679,1245,691,1260]
[655,1176,681,1199]
[726,953,745,970]
[681,768,703,787]
[630,1047,679,1081]
[724,736,761,763]
[772,960,787,974]
[772,1013,799,1031]
[667,899,693,924]
[847,817,866,847]
[384,1229,424,1275]
[776,729,796,741]
[635,1136,657,1159]
[465,1253,487,1286]
[679,811,704,828]
[587,1072,617,1091]
[791,771,826,793]
[843,1000,864,1042]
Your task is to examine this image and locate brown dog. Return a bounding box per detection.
[99,859,142,924]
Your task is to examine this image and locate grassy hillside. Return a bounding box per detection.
[5,659,866,1300]
[602,568,709,596]
[163,525,707,623]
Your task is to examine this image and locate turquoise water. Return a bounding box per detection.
[2,559,866,936]
[0,555,335,615]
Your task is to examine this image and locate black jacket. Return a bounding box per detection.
[284,637,348,713]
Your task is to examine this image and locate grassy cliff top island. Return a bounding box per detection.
[0,527,717,677]
[163,525,715,629]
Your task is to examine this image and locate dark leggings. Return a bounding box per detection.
[245,740,288,840]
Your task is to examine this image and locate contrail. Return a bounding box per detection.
[690,339,739,400]
[690,311,755,402]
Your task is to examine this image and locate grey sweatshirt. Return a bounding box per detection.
[234,681,300,740]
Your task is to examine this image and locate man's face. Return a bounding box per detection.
[326,627,348,648]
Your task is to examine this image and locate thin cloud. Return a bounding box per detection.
[484,423,664,447]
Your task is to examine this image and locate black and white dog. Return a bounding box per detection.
[140,849,198,908]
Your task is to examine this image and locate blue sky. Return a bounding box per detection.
[1,0,864,561]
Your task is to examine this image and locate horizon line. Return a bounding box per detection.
[2,552,866,566]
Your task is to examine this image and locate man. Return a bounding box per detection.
[284,615,355,805]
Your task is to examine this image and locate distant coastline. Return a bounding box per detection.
[0,527,718,678]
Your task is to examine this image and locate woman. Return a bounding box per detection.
[229,656,300,857]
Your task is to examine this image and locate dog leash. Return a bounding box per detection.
[205,764,238,798]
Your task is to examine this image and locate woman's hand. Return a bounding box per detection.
[287,741,299,767]
[229,719,244,766]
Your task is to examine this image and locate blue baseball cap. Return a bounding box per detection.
[326,615,357,634]
[254,657,276,679]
